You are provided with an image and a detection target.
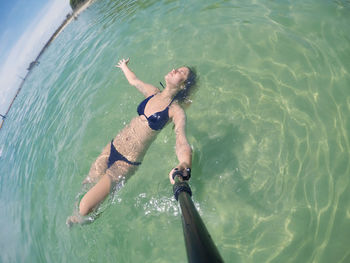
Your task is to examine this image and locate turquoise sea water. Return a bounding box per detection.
[1,0,350,262]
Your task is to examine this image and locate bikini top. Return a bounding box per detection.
[137,94,175,131]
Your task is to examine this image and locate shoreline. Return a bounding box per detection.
[31,0,94,67]
[0,0,94,130]
[44,0,94,48]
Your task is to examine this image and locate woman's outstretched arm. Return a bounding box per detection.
[115,58,159,97]
[169,105,192,184]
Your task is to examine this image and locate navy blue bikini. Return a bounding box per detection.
[137,94,175,131]
[108,139,141,168]
[108,94,175,168]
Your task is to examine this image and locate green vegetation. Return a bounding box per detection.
[70,0,86,10]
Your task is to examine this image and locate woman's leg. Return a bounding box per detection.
[66,161,132,226]
[80,159,135,215]
[79,174,112,215]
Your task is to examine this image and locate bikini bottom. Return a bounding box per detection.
[107,139,141,168]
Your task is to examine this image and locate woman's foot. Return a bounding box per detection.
[66,213,94,227]
[66,215,82,227]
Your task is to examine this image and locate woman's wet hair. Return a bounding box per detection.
[175,66,198,103]
[185,66,197,90]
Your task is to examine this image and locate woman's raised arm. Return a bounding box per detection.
[115,58,159,97]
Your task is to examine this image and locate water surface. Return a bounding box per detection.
[1,0,350,262]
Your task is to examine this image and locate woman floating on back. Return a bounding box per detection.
[67,58,197,225]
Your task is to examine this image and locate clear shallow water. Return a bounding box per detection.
[1,0,350,262]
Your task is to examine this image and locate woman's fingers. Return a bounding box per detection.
[115,58,130,68]
[169,168,177,184]
[169,163,191,185]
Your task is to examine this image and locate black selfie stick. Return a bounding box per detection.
[172,170,224,263]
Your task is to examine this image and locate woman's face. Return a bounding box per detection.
[165,67,190,89]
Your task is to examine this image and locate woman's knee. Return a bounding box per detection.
[79,198,91,216]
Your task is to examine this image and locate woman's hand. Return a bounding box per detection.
[115,58,130,69]
[169,162,191,185]
[113,58,159,96]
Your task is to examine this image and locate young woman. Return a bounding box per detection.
[67,58,196,225]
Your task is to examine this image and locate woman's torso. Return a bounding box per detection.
[113,116,157,163]
[113,93,175,163]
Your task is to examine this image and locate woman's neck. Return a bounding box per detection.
[161,85,179,100]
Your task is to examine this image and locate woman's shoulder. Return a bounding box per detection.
[139,84,160,98]
[169,102,185,119]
